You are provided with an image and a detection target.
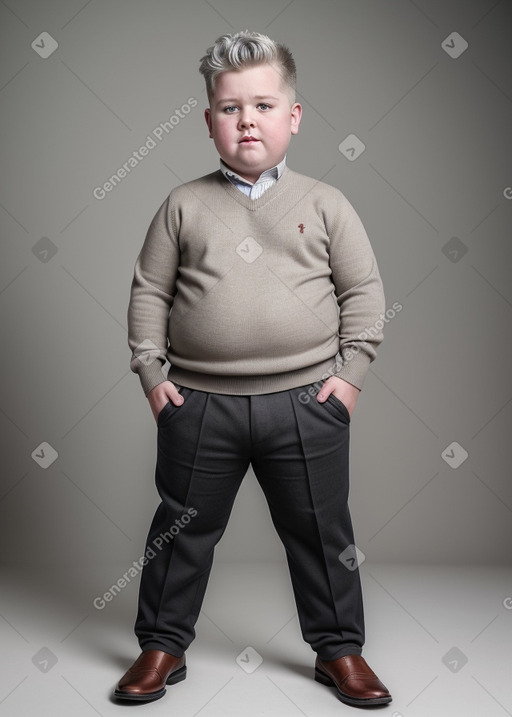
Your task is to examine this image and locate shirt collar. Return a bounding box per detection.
[219,155,287,186]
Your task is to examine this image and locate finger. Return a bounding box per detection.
[168,386,184,406]
[316,384,332,402]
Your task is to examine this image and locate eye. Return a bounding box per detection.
[223,106,238,113]
[257,103,271,111]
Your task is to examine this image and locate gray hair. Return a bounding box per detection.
[199,30,296,103]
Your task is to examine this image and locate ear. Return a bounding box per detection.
[290,102,302,135]
[204,108,213,138]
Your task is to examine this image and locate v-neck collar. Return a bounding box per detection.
[217,166,293,210]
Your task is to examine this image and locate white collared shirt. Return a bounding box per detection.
[220,156,287,200]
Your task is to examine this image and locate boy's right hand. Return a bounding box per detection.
[147,381,184,424]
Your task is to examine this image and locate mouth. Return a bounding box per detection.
[239,136,260,143]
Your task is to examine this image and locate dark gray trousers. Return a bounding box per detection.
[134,381,365,661]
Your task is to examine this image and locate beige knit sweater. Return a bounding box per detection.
[127,167,385,396]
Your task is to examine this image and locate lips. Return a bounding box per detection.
[239,136,260,143]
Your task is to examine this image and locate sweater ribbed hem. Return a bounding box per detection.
[166,357,343,395]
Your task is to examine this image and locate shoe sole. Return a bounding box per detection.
[315,667,392,707]
[113,664,187,702]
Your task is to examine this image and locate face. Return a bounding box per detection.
[204,63,302,184]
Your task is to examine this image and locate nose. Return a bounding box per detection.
[238,106,256,129]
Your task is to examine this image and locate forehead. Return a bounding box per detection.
[212,63,286,101]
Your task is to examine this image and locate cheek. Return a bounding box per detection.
[213,119,233,144]
[271,123,291,146]
[270,115,292,139]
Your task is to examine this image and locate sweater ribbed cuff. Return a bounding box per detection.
[136,359,169,397]
[333,350,372,391]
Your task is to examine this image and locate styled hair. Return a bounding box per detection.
[199,30,296,104]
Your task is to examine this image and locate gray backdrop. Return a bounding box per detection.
[1,0,511,568]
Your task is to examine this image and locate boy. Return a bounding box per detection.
[116,31,392,708]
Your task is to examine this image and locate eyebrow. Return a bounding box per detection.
[215,95,280,107]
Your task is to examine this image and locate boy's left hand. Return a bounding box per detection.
[317,376,360,417]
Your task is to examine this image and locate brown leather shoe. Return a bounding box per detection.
[315,654,391,707]
[114,649,186,701]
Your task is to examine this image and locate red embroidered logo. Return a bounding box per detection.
[298,223,305,234]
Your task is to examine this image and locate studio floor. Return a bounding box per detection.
[0,562,510,717]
